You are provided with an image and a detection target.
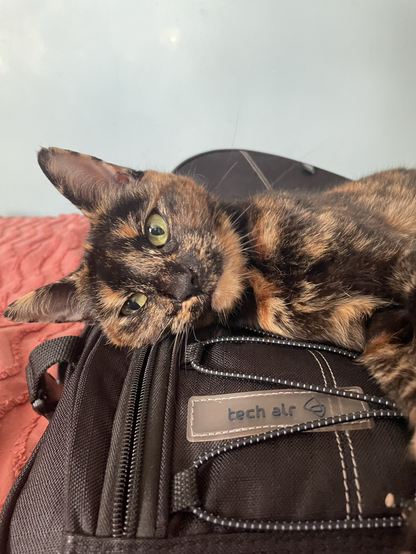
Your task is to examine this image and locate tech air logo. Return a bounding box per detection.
[303,397,326,417]
[187,387,373,442]
[227,403,296,422]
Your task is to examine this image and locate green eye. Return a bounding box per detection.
[121,292,147,315]
[145,213,168,247]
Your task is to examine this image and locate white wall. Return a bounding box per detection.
[1,0,416,216]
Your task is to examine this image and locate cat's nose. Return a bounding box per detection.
[168,269,202,303]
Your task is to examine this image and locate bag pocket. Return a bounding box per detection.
[169,329,412,535]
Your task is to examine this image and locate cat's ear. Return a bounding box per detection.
[3,277,90,323]
[38,147,143,214]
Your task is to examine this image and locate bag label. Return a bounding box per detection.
[187,387,373,442]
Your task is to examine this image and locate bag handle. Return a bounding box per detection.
[26,334,85,419]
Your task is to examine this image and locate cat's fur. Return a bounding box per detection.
[4,147,416,547]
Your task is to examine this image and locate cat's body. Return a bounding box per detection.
[5,148,416,407]
[229,171,416,351]
[4,148,416,547]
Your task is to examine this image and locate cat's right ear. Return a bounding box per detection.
[38,147,143,215]
[3,277,90,323]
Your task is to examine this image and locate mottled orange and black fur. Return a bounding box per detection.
[5,148,416,406]
[4,148,416,547]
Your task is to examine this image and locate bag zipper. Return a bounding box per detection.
[111,335,180,538]
[111,345,153,538]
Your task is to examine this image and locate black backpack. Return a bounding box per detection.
[0,151,414,554]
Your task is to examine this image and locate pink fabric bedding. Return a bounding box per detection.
[0,213,89,508]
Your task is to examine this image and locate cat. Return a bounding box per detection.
[4,147,416,548]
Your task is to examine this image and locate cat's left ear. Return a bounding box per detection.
[3,277,90,323]
[38,147,143,214]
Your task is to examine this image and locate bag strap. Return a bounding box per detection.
[26,334,85,419]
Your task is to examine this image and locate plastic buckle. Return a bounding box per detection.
[31,382,60,420]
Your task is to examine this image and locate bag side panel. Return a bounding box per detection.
[1,328,115,554]
[3,336,90,554]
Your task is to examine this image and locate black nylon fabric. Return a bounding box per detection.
[61,528,404,554]
[96,346,150,536]
[0,327,102,553]
[174,149,348,199]
[1,150,415,554]
[167,328,413,536]
[66,335,130,535]
[1,326,414,553]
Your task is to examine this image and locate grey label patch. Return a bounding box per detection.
[187,388,373,442]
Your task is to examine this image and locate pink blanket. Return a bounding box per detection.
[0,213,89,508]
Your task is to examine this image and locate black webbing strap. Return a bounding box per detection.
[172,468,199,513]
[26,335,84,418]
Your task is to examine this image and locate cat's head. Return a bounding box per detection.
[4,148,246,347]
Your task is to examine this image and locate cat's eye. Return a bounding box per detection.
[121,292,147,315]
[145,213,168,247]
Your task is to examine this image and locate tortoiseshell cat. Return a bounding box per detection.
[4,147,416,547]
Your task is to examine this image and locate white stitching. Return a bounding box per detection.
[317,351,364,520]
[334,432,352,520]
[308,349,351,520]
[345,431,364,520]
[317,350,338,387]
[193,391,308,402]
[307,350,328,387]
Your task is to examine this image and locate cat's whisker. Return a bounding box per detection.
[229,202,254,224]
[236,233,258,248]
[211,162,239,193]
[238,230,257,240]
[154,319,174,346]
[173,330,184,366]
[270,162,298,187]
[237,234,258,248]
[239,243,257,255]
